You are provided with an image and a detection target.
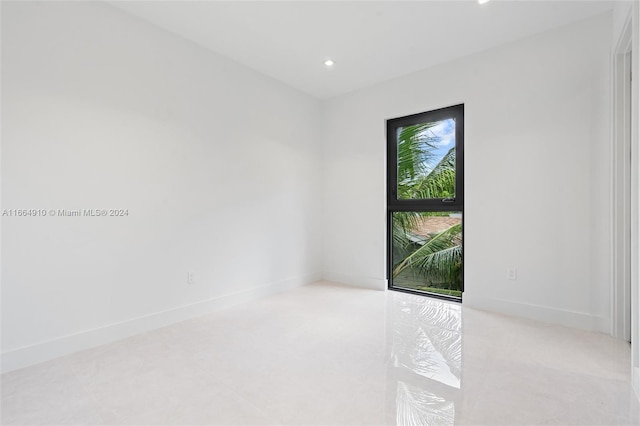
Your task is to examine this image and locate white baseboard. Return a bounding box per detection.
[633,367,640,401]
[1,272,322,374]
[462,293,611,333]
[322,271,386,291]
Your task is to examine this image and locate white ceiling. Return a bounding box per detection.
[109,1,616,99]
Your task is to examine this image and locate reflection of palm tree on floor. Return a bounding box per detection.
[393,123,462,296]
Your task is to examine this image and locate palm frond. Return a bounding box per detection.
[396,123,440,195]
[393,121,461,291]
[393,224,462,282]
[409,147,456,199]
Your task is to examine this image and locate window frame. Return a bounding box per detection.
[386,104,465,300]
[387,104,465,211]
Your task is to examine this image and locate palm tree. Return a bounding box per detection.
[392,122,462,294]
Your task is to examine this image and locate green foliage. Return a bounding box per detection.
[409,148,456,199]
[397,123,439,187]
[392,122,462,295]
[396,123,456,200]
[393,224,462,284]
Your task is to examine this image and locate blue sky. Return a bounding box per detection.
[424,118,455,172]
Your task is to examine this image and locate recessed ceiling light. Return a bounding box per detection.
[478,0,490,4]
[324,59,335,68]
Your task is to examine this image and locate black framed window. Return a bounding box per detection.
[386,104,464,301]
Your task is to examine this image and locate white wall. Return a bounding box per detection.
[619,0,640,399]
[611,0,638,397]
[322,13,613,332]
[0,1,619,373]
[1,1,322,372]
[614,1,634,48]
[631,0,640,399]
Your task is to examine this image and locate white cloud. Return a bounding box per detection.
[427,119,456,147]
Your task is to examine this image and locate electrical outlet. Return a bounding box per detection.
[188,271,195,285]
[507,268,517,280]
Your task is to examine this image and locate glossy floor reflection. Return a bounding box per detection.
[2,281,638,425]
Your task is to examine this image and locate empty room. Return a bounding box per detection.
[2,0,640,425]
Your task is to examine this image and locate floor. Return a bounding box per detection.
[1,282,638,425]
